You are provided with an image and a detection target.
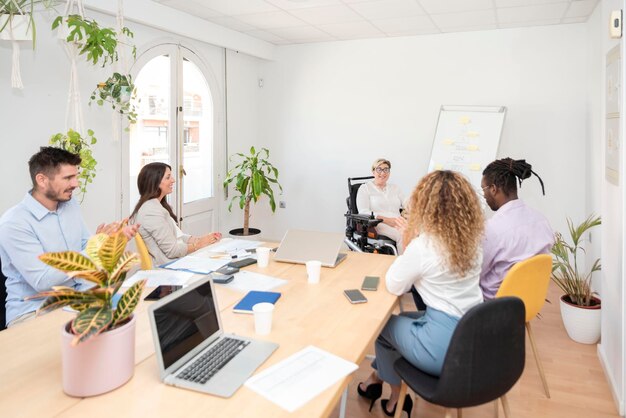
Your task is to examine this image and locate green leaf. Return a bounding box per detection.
[98,230,128,272]
[111,280,145,327]
[30,287,99,315]
[109,252,139,286]
[71,306,113,346]
[39,251,97,272]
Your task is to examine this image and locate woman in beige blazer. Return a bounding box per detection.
[130,162,221,266]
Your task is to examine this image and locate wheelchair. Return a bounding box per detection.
[344,176,398,256]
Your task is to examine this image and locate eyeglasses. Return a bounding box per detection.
[481,185,493,193]
[375,167,390,174]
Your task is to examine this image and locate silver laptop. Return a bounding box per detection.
[148,277,278,398]
[274,229,347,268]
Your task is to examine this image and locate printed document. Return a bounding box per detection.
[221,271,288,293]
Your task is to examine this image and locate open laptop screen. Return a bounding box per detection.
[153,280,220,369]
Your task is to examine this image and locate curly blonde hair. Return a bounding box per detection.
[404,170,484,276]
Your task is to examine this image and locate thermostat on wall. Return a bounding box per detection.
[610,10,622,39]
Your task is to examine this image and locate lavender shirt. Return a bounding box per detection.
[480,199,554,300]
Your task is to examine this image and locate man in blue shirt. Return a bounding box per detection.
[0,147,137,327]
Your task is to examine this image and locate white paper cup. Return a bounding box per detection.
[252,302,274,335]
[256,247,271,268]
[306,260,322,284]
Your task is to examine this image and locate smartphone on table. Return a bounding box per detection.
[344,289,368,304]
[361,276,380,291]
[144,285,183,301]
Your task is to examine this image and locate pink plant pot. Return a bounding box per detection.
[61,315,136,397]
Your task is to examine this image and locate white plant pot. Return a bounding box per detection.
[119,86,132,103]
[55,20,86,47]
[61,315,136,397]
[0,14,33,41]
[559,295,601,344]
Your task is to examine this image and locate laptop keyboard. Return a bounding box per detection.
[178,337,250,384]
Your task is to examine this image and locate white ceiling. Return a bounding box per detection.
[153,0,599,45]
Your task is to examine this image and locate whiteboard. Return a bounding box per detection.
[428,105,507,189]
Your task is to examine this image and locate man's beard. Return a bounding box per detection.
[45,187,74,202]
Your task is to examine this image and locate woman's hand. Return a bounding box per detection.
[380,216,407,229]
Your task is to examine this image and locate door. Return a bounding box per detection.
[123,43,224,235]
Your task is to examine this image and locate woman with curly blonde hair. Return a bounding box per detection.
[357,171,484,417]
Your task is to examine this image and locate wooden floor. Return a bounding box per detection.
[331,282,619,418]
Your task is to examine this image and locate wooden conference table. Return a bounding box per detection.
[0,247,398,418]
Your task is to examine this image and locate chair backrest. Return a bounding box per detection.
[134,234,153,270]
[0,257,7,330]
[346,176,373,215]
[434,297,526,407]
[495,253,552,322]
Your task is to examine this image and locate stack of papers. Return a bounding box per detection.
[161,256,231,274]
[221,271,288,293]
[122,270,194,287]
[245,346,358,412]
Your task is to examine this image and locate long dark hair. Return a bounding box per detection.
[482,157,545,197]
[130,162,177,223]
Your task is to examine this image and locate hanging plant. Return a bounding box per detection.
[52,13,136,67]
[1,0,58,47]
[90,72,138,129]
[49,128,97,200]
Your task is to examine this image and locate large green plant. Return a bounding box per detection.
[27,227,145,346]
[551,215,601,307]
[52,14,136,67]
[90,72,138,129]
[49,129,97,201]
[223,147,282,236]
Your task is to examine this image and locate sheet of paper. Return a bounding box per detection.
[122,270,194,287]
[245,346,358,412]
[221,270,288,293]
[203,238,263,253]
[162,256,231,274]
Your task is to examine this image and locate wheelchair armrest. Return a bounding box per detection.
[345,213,382,228]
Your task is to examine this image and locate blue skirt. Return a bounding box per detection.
[373,307,460,385]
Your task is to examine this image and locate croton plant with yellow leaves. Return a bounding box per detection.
[27,226,146,346]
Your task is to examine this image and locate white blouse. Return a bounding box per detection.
[385,233,483,318]
[356,181,404,218]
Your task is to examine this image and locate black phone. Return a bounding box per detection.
[210,273,234,284]
[228,257,257,269]
[144,285,183,301]
[216,265,240,275]
[344,289,368,304]
[361,276,380,291]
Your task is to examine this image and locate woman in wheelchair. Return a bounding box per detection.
[357,170,484,417]
[356,158,407,253]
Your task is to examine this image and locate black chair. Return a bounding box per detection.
[393,297,526,418]
[343,176,398,255]
[0,258,7,330]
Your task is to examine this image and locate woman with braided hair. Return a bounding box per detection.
[480,157,553,300]
[357,170,484,417]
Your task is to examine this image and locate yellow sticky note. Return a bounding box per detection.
[466,131,479,138]
[459,116,471,125]
[443,138,454,145]
[469,164,481,171]
[434,164,444,170]
[467,144,479,151]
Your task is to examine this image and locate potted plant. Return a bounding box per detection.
[223,146,282,236]
[0,0,57,45]
[551,214,601,344]
[90,72,138,129]
[49,128,97,201]
[26,226,145,396]
[52,13,136,67]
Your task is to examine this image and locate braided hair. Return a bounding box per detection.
[482,158,545,196]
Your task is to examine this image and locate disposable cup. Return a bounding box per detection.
[252,302,274,335]
[306,260,322,284]
[256,247,271,268]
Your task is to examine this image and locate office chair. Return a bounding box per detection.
[495,253,552,398]
[134,234,153,270]
[344,176,398,255]
[0,257,7,331]
[393,297,526,418]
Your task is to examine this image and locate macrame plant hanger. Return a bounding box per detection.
[7,0,26,89]
[112,0,129,142]
[62,0,86,134]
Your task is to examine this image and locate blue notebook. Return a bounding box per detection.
[233,291,281,314]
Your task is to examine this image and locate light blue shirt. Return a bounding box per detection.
[0,192,90,325]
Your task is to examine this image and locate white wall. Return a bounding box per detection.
[256,25,588,241]
[596,0,625,414]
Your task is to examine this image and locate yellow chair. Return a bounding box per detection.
[495,253,552,398]
[134,234,153,270]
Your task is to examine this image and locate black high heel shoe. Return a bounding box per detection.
[357,382,383,412]
[381,394,413,417]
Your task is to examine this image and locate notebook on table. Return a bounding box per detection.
[233,291,281,314]
[273,229,347,268]
[148,276,278,398]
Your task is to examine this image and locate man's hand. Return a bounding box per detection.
[96,219,139,240]
[122,223,140,240]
